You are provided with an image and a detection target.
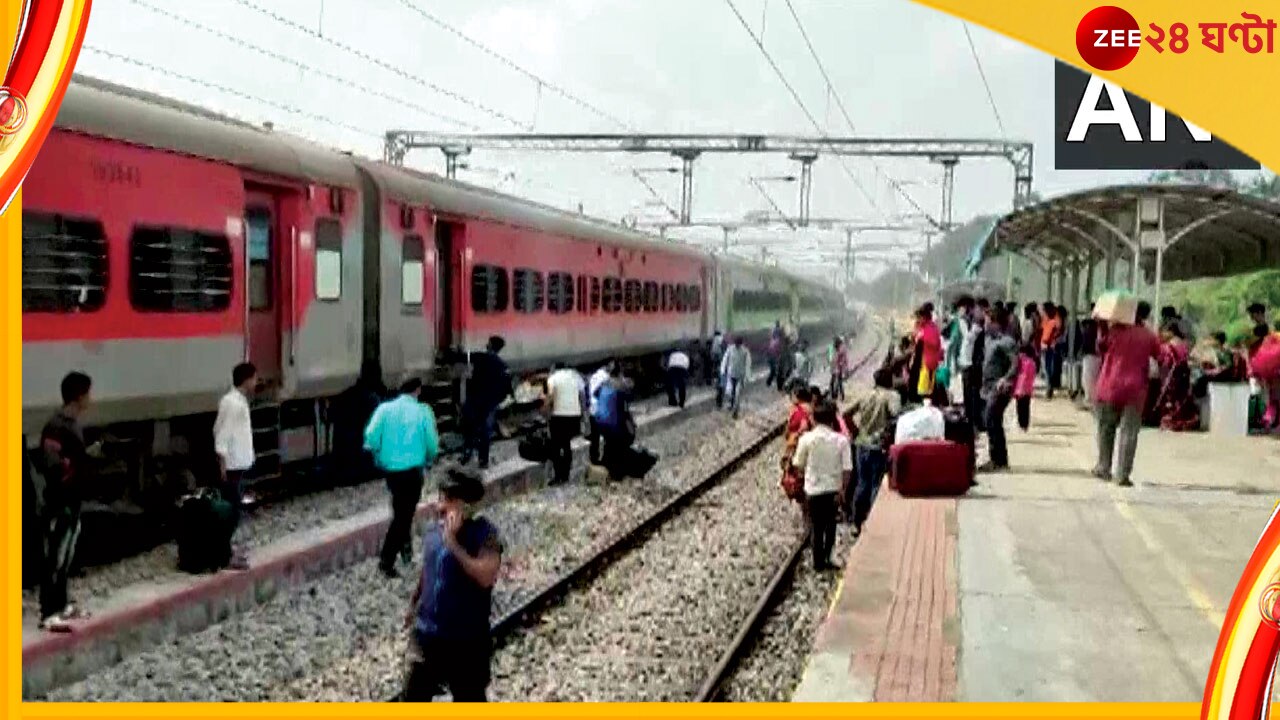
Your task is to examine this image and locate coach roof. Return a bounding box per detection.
[355,159,709,261]
[59,75,359,187]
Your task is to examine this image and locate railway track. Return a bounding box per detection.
[390,327,883,702]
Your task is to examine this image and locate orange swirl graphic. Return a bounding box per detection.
[1201,504,1280,720]
[0,0,92,214]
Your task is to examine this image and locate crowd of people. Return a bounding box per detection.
[27,299,1277,698]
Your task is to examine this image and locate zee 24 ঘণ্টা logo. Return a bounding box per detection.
[1055,5,1266,171]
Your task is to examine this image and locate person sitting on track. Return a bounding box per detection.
[402,466,502,702]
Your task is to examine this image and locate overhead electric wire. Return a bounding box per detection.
[128,0,477,130]
[961,22,1008,139]
[230,0,530,129]
[781,0,938,228]
[81,45,382,142]
[397,0,633,131]
[721,0,885,219]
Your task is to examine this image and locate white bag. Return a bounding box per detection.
[894,403,945,444]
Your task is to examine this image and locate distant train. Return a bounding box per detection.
[20,76,848,510]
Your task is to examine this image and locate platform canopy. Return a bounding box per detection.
[966,184,1280,287]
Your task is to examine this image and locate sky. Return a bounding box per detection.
[76,0,1156,283]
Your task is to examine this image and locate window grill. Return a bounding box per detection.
[22,213,108,313]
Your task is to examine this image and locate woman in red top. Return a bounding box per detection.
[780,386,815,505]
[913,304,944,400]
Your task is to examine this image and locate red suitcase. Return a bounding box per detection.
[888,440,972,497]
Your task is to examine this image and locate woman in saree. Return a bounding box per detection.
[1155,323,1201,431]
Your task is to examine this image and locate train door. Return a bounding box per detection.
[243,198,282,387]
[699,266,710,338]
[434,220,458,353]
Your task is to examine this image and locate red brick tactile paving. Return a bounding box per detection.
[793,490,959,702]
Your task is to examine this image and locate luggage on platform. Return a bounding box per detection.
[623,445,660,479]
[941,407,975,463]
[1093,289,1138,325]
[888,440,972,497]
[176,488,236,574]
[517,428,551,463]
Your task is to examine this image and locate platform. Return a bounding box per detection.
[21,375,750,698]
[794,394,1280,702]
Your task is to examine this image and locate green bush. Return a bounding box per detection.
[1161,269,1280,343]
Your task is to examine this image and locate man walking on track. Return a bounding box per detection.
[460,336,512,470]
[213,362,258,571]
[842,368,900,536]
[587,360,614,465]
[544,362,585,486]
[34,371,99,632]
[402,466,502,702]
[792,402,853,572]
[365,378,440,578]
[721,336,752,419]
[1093,302,1160,488]
[665,346,691,408]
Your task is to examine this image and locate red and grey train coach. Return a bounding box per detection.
[20,77,741,512]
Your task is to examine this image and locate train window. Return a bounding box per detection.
[623,279,641,313]
[590,277,602,312]
[514,268,545,313]
[22,212,108,313]
[129,225,233,312]
[314,218,342,301]
[576,276,588,313]
[402,235,425,308]
[642,281,659,313]
[660,283,673,312]
[602,277,621,313]
[547,272,574,314]
[470,265,509,313]
[244,209,272,311]
[690,285,702,312]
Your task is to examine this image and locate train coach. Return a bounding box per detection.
[20,76,844,516]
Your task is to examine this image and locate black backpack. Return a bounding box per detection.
[176,488,236,574]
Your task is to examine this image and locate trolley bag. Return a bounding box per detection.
[517,428,551,463]
[888,440,972,497]
[176,488,235,574]
[941,407,976,478]
[623,445,660,479]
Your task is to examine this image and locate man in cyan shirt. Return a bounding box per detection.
[365,378,440,577]
[1093,302,1160,487]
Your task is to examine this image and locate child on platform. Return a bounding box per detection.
[1014,344,1038,432]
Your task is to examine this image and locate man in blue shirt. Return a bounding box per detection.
[365,378,440,578]
[402,466,501,702]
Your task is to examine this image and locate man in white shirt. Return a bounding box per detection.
[791,402,852,572]
[545,362,586,485]
[212,362,257,570]
[586,360,614,466]
[720,337,752,419]
[665,347,691,409]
